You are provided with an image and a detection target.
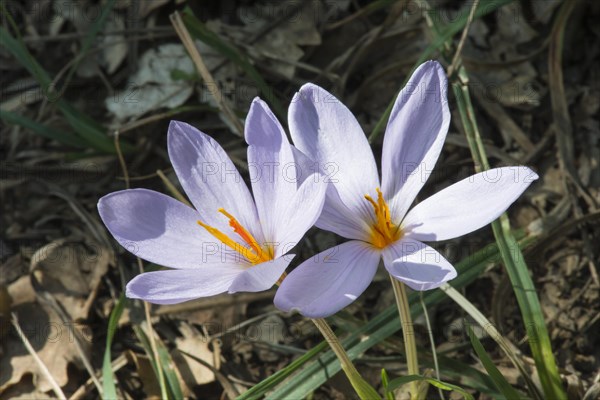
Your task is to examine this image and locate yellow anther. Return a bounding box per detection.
[197,208,272,264]
[364,188,402,249]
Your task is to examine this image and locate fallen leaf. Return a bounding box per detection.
[31,239,110,320]
[0,302,91,394]
[56,0,128,77]
[126,350,162,399]
[171,323,215,391]
[106,43,195,122]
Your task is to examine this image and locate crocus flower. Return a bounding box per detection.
[274,61,538,318]
[98,99,326,304]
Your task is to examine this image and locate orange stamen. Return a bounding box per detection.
[364,188,402,249]
[197,208,272,264]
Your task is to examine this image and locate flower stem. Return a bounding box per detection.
[311,318,380,400]
[389,276,420,399]
[419,292,444,400]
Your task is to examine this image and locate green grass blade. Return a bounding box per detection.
[400,0,566,396]
[246,234,531,400]
[0,20,131,154]
[236,341,329,400]
[0,109,87,148]
[387,375,474,400]
[102,295,126,399]
[132,322,184,400]
[154,338,184,400]
[451,69,566,400]
[133,325,172,399]
[441,283,542,400]
[381,369,395,400]
[467,326,524,400]
[181,9,286,120]
[368,0,513,143]
[60,0,117,92]
[435,356,502,399]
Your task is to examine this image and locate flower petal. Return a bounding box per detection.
[403,166,539,241]
[245,98,297,242]
[167,120,262,242]
[382,61,450,222]
[290,145,318,186]
[383,238,457,291]
[228,255,294,293]
[126,266,244,304]
[289,147,368,239]
[98,189,226,269]
[316,184,373,241]
[274,241,380,318]
[270,174,326,257]
[289,83,379,226]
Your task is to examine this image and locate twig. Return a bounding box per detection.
[21,26,175,43]
[117,105,216,135]
[114,131,129,187]
[156,169,192,207]
[170,11,244,136]
[447,0,480,77]
[114,128,169,399]
[155,291,275,315]
[29,277,104,396]
[11,313,67,400]
[69,354,128,400]
[179,349,240,399]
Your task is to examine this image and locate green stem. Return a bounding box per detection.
[419,292,444,400]
[311,318,381,400]
[389,276,420,399]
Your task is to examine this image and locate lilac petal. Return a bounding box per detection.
[290,145,317,186]
[289,83,380,225]
[167,121,262,243]
[315,184,373,241]
[126,266,244,304]
[403,166,539,241]
[381,61,450,222]
[98,189,225,269]
[383,238,457,291]
[272,174,327,258]
[228,255,294,293]
[289,147,368,240]
[245,98,297,241]
[274,241,380,318]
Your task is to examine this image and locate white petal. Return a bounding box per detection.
[245,98,297,241]
[167,120,263,243]
[274,241,380,318]
[382,61,450,222]
[272,175,327,258]
[290,145,319,186]
[403,166,539,241]
[126,265,245,304]
[290,146,370,240]
[382,238,457,291]
[228,255,294,293]
[315,184,373,241]
[289,83,380,225]
[98,189,226,269]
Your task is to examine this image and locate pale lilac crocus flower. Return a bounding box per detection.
[275,61,538,318]
[98,99,326,304]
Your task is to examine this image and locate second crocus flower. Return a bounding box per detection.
[275,61,538,318]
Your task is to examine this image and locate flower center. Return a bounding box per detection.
[364,188,402,249]
[198,209,273,264]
